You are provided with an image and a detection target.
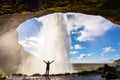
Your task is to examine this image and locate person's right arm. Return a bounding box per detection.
[43,60,47,64]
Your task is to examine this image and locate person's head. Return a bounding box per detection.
[47,61,49,63]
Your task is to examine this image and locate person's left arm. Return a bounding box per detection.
[50,60,54,64]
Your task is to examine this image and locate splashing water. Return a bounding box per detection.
[16,13,113,75]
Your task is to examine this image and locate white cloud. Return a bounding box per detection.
[116,54,120,57]
[77,53,93,59]
[71,44,85,50]
[74,44,84,50]
[71,58,114,63]
[71,46,74,49]
[71,31,77,34]
[19,37,39,48]
[101,46,116,55]
[87,53,93,56]
[77,54,86,59]
[70,51,78,54]
[66,13,114,41]
[115,54,120,60]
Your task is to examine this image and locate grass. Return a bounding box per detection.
[72,63,104,72]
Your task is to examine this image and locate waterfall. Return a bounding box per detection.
[16,12,113,75]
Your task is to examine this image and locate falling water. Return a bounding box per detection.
[16,13,113,75]
[17,13,72,74]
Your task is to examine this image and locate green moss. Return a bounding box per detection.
[0,0,120,23]
[12,73,27,77]
[0,75,6,80]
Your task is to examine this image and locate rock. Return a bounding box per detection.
[114,59,120,67]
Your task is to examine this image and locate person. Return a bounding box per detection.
[43,60,54,75]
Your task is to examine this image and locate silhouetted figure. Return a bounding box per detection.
[43,60,54,75]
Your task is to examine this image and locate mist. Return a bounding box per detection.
[16,12,113,75]
[0,12,114,75]
[17,13,72,75]
[0,18,33,74]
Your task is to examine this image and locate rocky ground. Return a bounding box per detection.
[5,74,104,80]
[5,74,120,80]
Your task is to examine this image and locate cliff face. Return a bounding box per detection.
[114,59,120,67]
[0,0,120,24]
[0,13,34,74]
[0,11,54,35]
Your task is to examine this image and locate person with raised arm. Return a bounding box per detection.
[43,60,54,75]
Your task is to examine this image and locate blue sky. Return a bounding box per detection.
[70,24,120,63]
[17,13,120,63]
[17,18,42,40]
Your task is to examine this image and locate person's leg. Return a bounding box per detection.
[46,69,47,75]
[46,70,47,75]
[48,70,49,75]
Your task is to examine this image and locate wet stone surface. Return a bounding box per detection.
[5,74,107,80]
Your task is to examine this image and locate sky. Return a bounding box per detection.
[17,13,120,64]
[70,24,120,63]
